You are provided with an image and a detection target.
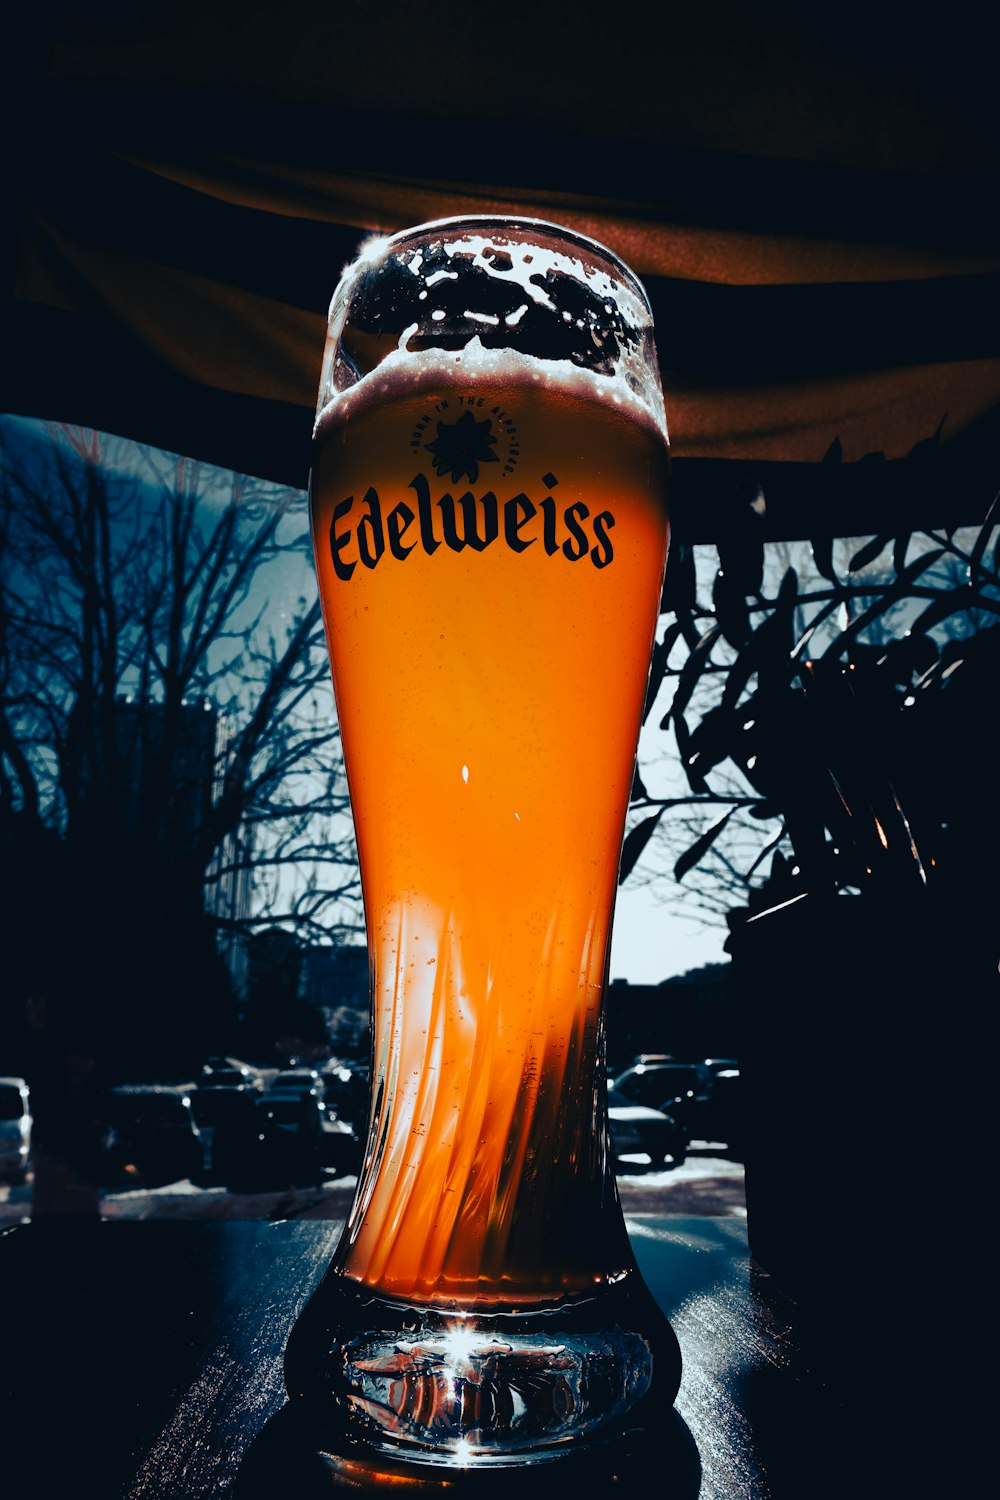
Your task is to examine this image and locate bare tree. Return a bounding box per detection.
[1,419,359,1081]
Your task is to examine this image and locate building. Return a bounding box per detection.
[605,963,735,1069]
[300,944,370,1058]
[112,696,254,993]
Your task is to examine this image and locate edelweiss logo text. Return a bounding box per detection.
[329,473,615,580]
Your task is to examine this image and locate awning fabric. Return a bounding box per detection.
[5,1,999,540]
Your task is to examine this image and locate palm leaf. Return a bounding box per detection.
[674,806,737,881]
[618,808,664,884]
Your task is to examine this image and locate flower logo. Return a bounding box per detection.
[425,412,499,484]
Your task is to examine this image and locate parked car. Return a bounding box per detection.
[253,1091,327,1186]
[101,1086,206,1187]
[318,1064,370,1127]
[207,1083,352,1191]
[0,1076,32,1184]
[703,1057,739,1076]
[190,1085,261,1180]
[269,1068,324,1099]
[200,1067,263,1092]
[613,1061,709,1134]
[206,1091,269,1189]
[607,1088,688,1170]
[200,1055,259,1079]
[614,1061,702,1102]
[700,1068,743,1155]
[321,1109,362,1177]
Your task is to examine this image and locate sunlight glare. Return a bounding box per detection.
[441,1323,478,1366]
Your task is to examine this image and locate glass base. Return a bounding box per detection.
[234,1396,701,1497]
[284,1270,682,1475]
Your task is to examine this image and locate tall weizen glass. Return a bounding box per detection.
[285,217,681,1477]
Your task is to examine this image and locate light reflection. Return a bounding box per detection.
[453,1437,473,1467]
[359,234,392,265]
[441,1321,478,1367]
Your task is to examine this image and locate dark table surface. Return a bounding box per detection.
[0,1214,923,1498]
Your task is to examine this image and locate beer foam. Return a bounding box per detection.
[431,231,627,314]
[316,336,668,450]
[315,221,669,447]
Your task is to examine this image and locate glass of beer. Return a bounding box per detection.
[284,217,681,1478]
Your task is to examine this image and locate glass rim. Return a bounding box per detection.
[369,215,653,317]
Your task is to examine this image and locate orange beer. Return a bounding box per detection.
[311,357,669,1302]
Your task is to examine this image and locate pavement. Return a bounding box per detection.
[0,1145,745,1227]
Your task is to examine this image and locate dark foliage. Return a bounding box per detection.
[626,439,1000,930]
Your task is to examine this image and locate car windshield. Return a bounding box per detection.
[112,1094,189,1125]
[0,1087,27,1121]
[643,1066,700,1091]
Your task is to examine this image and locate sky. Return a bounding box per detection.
[609,878,726,983]
[610,653,733,982]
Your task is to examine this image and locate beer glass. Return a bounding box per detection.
[285,217,681,1477]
